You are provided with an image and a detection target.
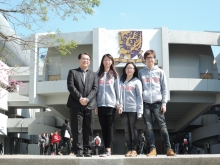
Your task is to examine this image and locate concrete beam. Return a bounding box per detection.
[170,92,216,103]
[192,123,220,142]
[172,103,213,132]
[169,30,220,46]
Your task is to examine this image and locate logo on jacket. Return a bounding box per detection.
[99,79,112,85]
[143,77,159,83]
[121,86,133,91]
[114,31,144,65]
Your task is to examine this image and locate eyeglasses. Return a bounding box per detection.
[81,58,90,61]
[126,67,135,70]
[146,57,155,60]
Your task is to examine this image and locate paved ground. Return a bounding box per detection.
[0,154,220,165]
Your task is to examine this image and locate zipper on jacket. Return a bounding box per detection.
[123,82,126,112]
[103,73,106,105]
[149,69,152,103]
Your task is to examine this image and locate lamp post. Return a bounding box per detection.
[20,119,24,154]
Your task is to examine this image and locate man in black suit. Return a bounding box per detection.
[67,52,98,157]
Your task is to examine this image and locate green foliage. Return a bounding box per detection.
[46,30,77,56]
[0,0,100,57]
[56,37,78,56]
[14,0,100,23]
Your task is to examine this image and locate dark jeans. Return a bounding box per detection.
[69,108,94,155]
[61,137,71,155]
[143,102,171,150]
[39,143,44,155]
[50,144,53,153]
[207,148,210,154]
[98,113,115,149]
[94,146,99,155]
[44,145,49,155]
[53,143,59,155]
[120,112,138,151]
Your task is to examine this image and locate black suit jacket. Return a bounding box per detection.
[67,67,98,110]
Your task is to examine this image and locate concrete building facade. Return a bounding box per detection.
[1,14,220,154]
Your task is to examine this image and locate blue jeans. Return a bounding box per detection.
[143,102,171,150]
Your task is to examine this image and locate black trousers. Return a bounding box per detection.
[98,113,115,149]
[120,112,138,151]
[53,143,59,155]
[69,108,94,154]
[60,137,71,155]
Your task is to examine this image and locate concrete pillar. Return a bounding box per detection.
[161,27,170,100]
[29,34,39,104]
[29,34,45,105]
[92,28,105,72]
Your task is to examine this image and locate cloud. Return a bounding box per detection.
[120,12,127,18]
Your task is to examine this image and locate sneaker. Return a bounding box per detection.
[129,150,137,157]
[84,153,92,157]
[69,152,75,156]
[100,150,111,157]
[58,152,63,155]
[51,152,55,156]
[125,151,131,157]
[76,154,84,157]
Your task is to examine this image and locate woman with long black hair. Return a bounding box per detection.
[118,62,143,157]
[96,54,120,157]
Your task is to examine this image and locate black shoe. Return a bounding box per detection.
[84,153,92,157]
[76,154,84,157]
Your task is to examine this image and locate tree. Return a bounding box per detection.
[0,0,100,54]
[0,0,100,94]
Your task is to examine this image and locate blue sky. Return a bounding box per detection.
[11,0,220,56]
[54,0,220,32]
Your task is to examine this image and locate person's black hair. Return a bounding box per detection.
[120,62,138,83]
[65,118,69,124]
[78,52,91,60]
[96,133,99,136]
[97,54,118,80]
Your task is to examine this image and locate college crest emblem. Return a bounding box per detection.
[114,31,144,65]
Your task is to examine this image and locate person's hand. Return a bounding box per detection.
[118,109,123,114]
[95,108,98,114]
[137,116,142,119]
[116,105,121,110]
[79,98,88,105]
[161,105,166,113]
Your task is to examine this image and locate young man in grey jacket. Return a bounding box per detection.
[138,50,175,156]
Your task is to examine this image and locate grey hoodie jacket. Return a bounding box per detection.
[96,72,120,108]
[119,77,143,118]
[138,65,167,106]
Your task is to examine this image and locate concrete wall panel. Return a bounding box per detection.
[202,114,218,126]
[28,124,57,135]
[169,44,214,79]
[40,116,55,127]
